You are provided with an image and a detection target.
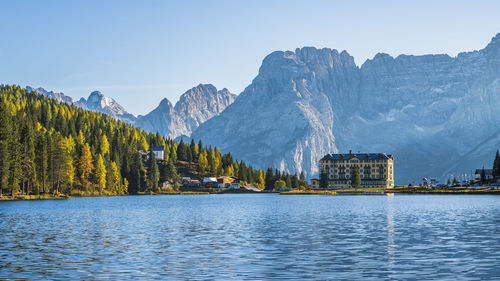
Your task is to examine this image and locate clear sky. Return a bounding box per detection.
[1,0,500,115]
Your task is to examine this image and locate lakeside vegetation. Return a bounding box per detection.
[0,85,307,200]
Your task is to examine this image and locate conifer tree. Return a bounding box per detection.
[265,168,274,190]
[190,139,198,160]
[351,166,361,188]
[257,169,265,190]
[0,100,12,196]
[286,175,292,189]
[320,166,328,189]
[95,154,107,193]
[109,161,121,194]
[79,143,94,189]
[493,150,500,179]
[146,149,159,191]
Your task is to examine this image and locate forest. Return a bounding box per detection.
[0,85,307,197]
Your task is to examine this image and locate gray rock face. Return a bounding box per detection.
[26,86,74,105]
[135,84,236,138]
[192,34,500,183]
[76,91,137,123]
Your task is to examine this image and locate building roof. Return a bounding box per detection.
[321,153,393,161]
[151,146,164,151]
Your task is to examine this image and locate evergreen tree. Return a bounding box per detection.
[146,149,159,191]
[292,174,300,189]
[493,150,500,179]
[285,175,292,189]
[177,140,186,161]
[0,100,12,196]
[320,166,328,189]
[165,159,180,188]
[480,167,486,184]
[265,168,274,190]
[190,139,198,160]
[20,119,36,195]
[351,166,361,188]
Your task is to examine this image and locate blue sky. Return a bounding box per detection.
[1,0,500,115]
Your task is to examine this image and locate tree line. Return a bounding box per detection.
[0,85,307,197]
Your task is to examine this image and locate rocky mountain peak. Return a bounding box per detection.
[134,84,235,138]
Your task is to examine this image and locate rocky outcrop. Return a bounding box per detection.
[192,33,500,183]
[76,91,137,123]
[135,84,236,138]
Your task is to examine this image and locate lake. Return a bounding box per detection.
[1,194,499,280]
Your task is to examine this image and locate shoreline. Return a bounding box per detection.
[2,187,499,201]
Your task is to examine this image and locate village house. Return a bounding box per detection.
[150,145,164,160]
[319,151,394,189]
[217,176,240,188]
[203,177,218,188]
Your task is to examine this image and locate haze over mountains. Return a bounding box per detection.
[27,33,500,184]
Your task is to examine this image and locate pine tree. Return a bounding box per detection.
[320,166,328,189]
[165,159,180,188]
[0,99,12,196]
[177,140,186,161]
[146,149,159,191]
[292,174,300,189]
[265,168,274,190]
[20,118,36,195]
[8,124,22,196]
[493,150,500,179]
[190,139,198,160]
[351,166,361,188]
[480,167,486,184]
[286,175,292,189]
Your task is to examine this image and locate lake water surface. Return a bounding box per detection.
[1,194,499,280]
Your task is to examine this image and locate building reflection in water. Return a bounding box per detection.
[386,194,395,266]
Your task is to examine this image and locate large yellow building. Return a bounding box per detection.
[319,151,394,189]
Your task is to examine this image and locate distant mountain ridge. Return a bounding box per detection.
[26,83,236,139]
[135,84,236,138]
[192,33,500,183]
[26,33,500,183]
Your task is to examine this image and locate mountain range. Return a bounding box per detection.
[26,84,235,139]
[27,33,500,184]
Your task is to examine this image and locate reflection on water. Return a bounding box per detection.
[387,195,395,267]
[0,194,499,280]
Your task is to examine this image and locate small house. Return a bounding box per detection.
[217,176,238,188]
[150,146,164,160]
[203,177,218,188]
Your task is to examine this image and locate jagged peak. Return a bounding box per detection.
[88,90,103,98]
[158,97,173,107]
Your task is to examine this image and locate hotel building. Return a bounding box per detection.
[319,151,394,189]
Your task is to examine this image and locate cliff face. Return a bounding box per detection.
[193,34,500,183]
[135,84,235,138]
[76,91,137,123]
